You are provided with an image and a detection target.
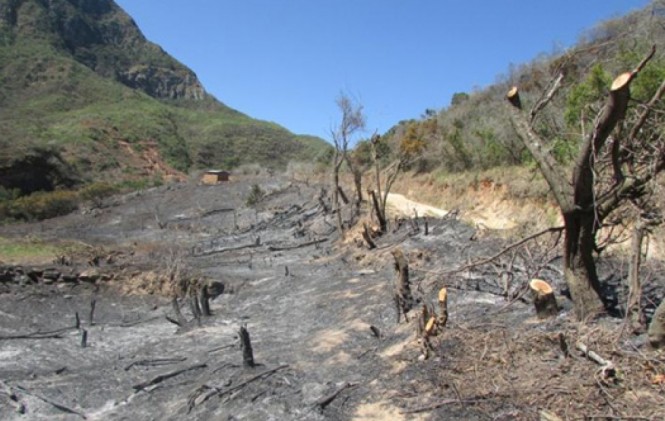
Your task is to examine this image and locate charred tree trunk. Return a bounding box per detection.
[199,286,211,317]
[562,212,605,320]
[361,224,377,249]
[332,153,345,238]
[337,185,349,205]
[239,325,255,367]
[172,297,187,326]
[628,220,646,330]
[344,154,363,215]
[391,248,414,322]
[369,190,387,234]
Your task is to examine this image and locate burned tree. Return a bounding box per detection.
[331,93,366,238]
[369,124,425,235]
[391,248,414,322]
[506,46,665,320]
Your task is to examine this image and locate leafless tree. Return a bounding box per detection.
[506,45,665,320]
[331,93,366,238]
[369,125,426,234]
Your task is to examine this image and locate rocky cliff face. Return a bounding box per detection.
[118,64,205,101]
[0,0,206,101]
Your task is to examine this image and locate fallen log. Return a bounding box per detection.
[13,384,86,419]
[267,238,327,251]
[124,357,187,371]
[529,279,559,318]
[133,363,207,392]
[314,382,357,410]
[575,342,616,379]
[0,380,25,414]
[189,364,289,411]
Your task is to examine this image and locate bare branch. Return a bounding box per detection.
[505,89,574,210]
[530,72,565,122]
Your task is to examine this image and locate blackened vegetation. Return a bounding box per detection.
[0,176,664,420]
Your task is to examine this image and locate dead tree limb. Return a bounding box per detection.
[13,384,86,419]
[401,395,503,414]
[189,364,289,411]
[197,242,261,257]
[0,381,25,414]
[124,357,187,371]
[426,226,564,276]
[314,382,358,410]
[530,72,565,123]
[133,363,207,392]
[0,323,79,340]
[575,342,616,379]
[267,238,327,251]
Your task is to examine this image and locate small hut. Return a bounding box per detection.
[201,170,230,185]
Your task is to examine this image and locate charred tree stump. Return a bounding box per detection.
[529,279,559,319]
[337,186,349,205]
[172,297,187,326]
[391,248,414,323]
[89,297,97,326]
[369,190,387,234]
[648,299,665,349]
[80,329,88,348]
[438,288,448,327]
[199,287,211,317]
[239,325,255,367]
[361,224,377,249]
[189,295,202,326]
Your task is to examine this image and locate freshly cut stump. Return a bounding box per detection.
[438,287,448,327]
[529,279,559,319]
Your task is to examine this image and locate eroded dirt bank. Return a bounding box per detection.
[1,176,664,420]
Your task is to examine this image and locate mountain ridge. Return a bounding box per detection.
[0,0,330,196]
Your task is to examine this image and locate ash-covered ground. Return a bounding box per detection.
[1,175,664,420]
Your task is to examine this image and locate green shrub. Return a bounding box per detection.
[78,182,119,204]
[245,184,265,207]
[6,190,79,221]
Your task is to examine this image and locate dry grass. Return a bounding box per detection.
[401,318,665,419]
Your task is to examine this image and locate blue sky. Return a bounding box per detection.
[114,0,650,141]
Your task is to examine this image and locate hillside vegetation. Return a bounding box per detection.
[366,2,664,185]
[0,0,330,204]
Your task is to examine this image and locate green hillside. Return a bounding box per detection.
[368,3,665,179]
[0,0,330,197]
